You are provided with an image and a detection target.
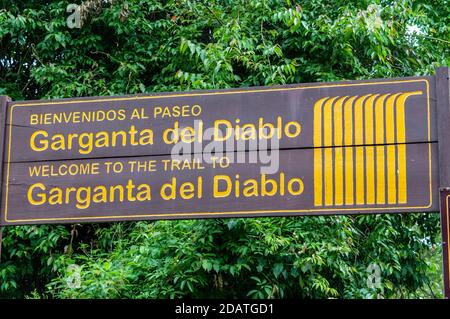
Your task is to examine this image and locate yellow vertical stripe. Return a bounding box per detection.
[355,95,371,204]
[365,146,375,204]
[344,96,357,205]
[354,95,369,145]
[375,94,389,144]
[324,97,338,206]
[364,94,378,205]
[314,97,328,206]
[385,94,401,204]
[386,144,396,204]
[395,91,422,204]
[334,97,347,146]
[355,146,365,204]
[385,94,400,144]
[334,96,347,206]
[376,145,386,204]
[397,144,407,203]
[334,147,344,206]
[375,94,389,204]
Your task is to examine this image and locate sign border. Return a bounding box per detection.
[0,96,9,259]
[3,79,433,224]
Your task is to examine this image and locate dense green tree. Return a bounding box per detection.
[0,0,448,298]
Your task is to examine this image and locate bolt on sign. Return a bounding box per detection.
[0,74,441,225]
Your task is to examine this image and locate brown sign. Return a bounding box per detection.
[0,75,439,225]
[0,68,449,298]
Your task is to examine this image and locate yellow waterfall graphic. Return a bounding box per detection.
[313,91,422,207]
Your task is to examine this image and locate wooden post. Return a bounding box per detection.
[0,95,10,262]
[440,189,450,299]
[436,67,450,298]
[0,227,2,263]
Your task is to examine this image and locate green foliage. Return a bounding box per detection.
[0,0,448,298]
[43,215,441,299]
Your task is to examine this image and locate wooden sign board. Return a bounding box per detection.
[0,69,449,298]
[0,76,439,225]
